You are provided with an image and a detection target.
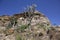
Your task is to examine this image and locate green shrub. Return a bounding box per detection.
[6,23,12,29]
[38,23,50,31]
[17,25,29,32]
[6,18,17,29]
[16,34,22,40]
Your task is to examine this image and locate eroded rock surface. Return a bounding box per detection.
[0,10,59,40]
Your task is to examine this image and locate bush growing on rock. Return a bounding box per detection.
[16,25,29,32]
[16,34,22,40]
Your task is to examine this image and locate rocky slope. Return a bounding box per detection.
[0,10,60,40]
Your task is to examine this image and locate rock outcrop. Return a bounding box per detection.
[0,10,51,40]
[0,6,59,40]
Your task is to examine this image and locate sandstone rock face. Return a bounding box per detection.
[47,27,60,40]
[17,11,50,26]
[0,11,58,40]
[14,11,51,40]
[5,34,15,40]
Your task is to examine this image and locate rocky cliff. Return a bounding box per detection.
[0,8,60,40]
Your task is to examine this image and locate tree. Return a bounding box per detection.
[24,4,37,31]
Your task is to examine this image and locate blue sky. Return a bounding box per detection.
[0,0,60,25]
